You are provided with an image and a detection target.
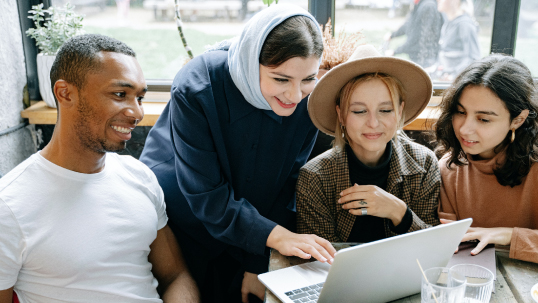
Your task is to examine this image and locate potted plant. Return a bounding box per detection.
[26,3,84,108]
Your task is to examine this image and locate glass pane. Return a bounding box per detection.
[514,0,538,77]
[334,0,495,83]
[49,0,308,80]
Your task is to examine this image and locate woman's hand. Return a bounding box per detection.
[440,219,513,255]
[338,184,407,226]
[241,272,265,303]
[462,227,513,255]
[266,225,336,264]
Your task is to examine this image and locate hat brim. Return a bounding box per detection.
[308,57,432,136]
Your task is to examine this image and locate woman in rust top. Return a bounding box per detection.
[435,54,538,263]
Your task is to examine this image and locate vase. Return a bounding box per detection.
[36,53,57,108]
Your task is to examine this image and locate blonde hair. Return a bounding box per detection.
[333,73,406,151]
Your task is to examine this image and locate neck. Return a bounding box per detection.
[41,126,107,174]
[349,143,387,167]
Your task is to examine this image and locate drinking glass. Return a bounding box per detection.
[449,264,494,303]
[421,267,467,303]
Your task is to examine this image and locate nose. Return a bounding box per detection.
[124,98,144,124]
[366,112,379,128]
[284,83,302,103]
[458,116,474,136]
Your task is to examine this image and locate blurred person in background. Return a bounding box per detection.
[384,0,443,68]
[429,0,480,81]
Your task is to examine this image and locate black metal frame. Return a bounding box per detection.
[17,0,525,99]
[490,0,521,55]
[17,0,52,102]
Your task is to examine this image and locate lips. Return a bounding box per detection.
[111,125,134,140]
[275,97,297,109]
[363,133,383,140]
[460,137,478,147]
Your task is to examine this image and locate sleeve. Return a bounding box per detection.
[242,126,318,274]
[296,167,340,243]
[438,158,459,221]
[509,227,538,264]
[407,151,442,232]
[0,199,24,290]
[391,14,409,39]
[395,4,441,60]
[154,180,168,230]
[389,206,413,234]
[169,88,275,256]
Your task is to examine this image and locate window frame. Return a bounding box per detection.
[18,0,525,99]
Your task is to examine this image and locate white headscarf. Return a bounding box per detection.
[227,4,322,110]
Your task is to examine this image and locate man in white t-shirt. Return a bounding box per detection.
[0,34,200,303]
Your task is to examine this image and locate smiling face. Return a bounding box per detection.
[451,85,523,159]
[259,56,319,116]
[336,78,403,166]
[73,51,146,153]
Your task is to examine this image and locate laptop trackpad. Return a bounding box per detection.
[260,261,330,294]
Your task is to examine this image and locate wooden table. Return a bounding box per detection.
[265,245,538,303]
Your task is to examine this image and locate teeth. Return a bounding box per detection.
[112,125,131,134]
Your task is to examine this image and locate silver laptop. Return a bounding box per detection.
[259,218,472,303]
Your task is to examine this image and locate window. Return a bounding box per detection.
[514,0,538,77]
[18,0,532,101]
[334,0,496,84]
[50,0,309,81]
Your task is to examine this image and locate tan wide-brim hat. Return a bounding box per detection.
[308,44,433,136]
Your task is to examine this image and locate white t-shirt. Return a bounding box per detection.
[0,152,168,303]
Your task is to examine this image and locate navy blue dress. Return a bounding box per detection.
[140,50,318,275]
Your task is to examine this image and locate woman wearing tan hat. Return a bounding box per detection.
[297,45,441,243]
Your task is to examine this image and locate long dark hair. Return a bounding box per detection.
[435,54,538,187]
[259,15,323,67]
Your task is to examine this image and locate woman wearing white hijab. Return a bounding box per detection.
[140,4,335,303]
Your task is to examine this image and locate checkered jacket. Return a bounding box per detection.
[297,136,441,242]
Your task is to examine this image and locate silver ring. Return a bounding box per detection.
[361,208,367,216]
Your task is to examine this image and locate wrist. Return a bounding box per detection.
[390,199,407,226]
[266,225,285,249]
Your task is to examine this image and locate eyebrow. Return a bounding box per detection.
[111,81,148,93]
[350,101,393,106]
[457,103,498,116]
[270,72,317,79]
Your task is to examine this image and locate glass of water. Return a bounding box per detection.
[421,267,467,303]
[449,264,494,303]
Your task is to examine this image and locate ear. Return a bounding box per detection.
[53,80,78,109]
[510,109,529,130]
[336,105,344,125]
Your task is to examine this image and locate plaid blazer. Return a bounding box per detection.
[297,136,441,242]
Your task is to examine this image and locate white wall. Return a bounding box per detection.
[0,0,37,177]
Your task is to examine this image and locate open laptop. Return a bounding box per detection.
[259,218,472,303]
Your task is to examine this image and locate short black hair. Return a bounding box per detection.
[50,34,136,107]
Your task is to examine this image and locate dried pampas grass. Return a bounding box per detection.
[320,19,364,70]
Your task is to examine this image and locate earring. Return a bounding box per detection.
[340,124,346,139]
[511,128,515,143]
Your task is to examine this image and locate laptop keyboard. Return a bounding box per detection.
[284,282,324,303]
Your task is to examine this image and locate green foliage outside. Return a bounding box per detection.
[85,26,234,79]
